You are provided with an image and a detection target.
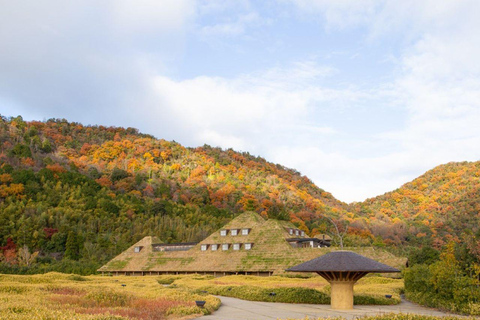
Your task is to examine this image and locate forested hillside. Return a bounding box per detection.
[351,161,480,249]
[1,115,480,275]
[0,115,349,272]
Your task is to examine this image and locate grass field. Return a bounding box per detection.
[0,272,406,319]
[0,273,220,320]
[171,274,404,305]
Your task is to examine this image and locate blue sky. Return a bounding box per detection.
[1,0,480,202]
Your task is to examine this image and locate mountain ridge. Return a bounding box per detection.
[0,115,349,269]
[1,115,479,271]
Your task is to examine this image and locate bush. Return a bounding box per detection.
[157,275,183,285]
[67,274,88,281]
[404,261,480,315]
[196,285,330,304]
[403,264,432,293]
[354,294,400,305]
[0,259,100,275]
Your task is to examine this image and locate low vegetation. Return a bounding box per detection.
[169,274,403,305]
[404,244,480,316]
[0,272,220,320]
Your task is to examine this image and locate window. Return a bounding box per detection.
[211,244,218,251]
[134,246,142,253]
[201,244,208,251]
[222,244,229,251]
[231,229,238,236]
[233,243,240,250]
[220,230,227,236]
[295,229,299,236]
[241,228,250,235]
[289,229,293,235]
[244,243,252,250]
[301,231,305,237]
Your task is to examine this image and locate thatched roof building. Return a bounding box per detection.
[99,212,405,276]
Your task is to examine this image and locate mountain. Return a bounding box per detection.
[1,115,479,273]
[350,161,480,248]
[0,115,349,270]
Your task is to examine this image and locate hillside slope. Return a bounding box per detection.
[2,115,479,272]
[0,115,348,269]
[351,161,480,247]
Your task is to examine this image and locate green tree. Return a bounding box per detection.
[65,231,81,260]
[40,139,53,153]
[111,168,129,182]
[408,246,440,266]
[9,144,32,158]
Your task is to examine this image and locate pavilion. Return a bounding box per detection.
[286,250,400,310]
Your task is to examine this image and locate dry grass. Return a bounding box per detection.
[0,272,220,320]
[172,274,403,304]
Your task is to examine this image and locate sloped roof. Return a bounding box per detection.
[287,250,400,273]
[99,212,407,274]
[99,236,161,272]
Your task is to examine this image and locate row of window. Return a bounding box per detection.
[200,243,253,251]
[286,228,305,237]
[220,228,251,236]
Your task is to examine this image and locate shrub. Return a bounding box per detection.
[196,285,330,304]
[157,275,182,285]
[404,261,480,315]
[403,264,432,293]
[354,294,400,305]
[67,274,89,281]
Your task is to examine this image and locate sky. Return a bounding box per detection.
[1,0,480,203]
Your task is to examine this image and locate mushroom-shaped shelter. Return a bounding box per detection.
[286,251,400,310]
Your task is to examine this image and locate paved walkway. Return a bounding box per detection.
[195,296,467,320]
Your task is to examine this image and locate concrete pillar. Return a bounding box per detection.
[330,280,355,310]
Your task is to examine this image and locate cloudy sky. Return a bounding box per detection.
[1,1,480,203]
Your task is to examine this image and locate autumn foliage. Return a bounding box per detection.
[0,115,349,271]
[1,115,480,273]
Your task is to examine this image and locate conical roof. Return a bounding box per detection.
[287,251,400,273]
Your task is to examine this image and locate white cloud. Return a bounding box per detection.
[285,0,380,30]
[286,0,468,36]
[143,0,480,203]
[277,0,480,201]
[269,146,419,202]
[147,62,405,202]
[200,12,262,37]
[150,62,349,153]
[111,0,195,34]
[0,0,195,125]
[3,0,480,203]
[392,2,480,168]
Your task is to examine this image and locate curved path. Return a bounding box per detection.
[195,296,467,320]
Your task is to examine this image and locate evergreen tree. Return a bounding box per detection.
[65,231,81,260]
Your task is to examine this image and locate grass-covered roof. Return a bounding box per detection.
[99,212,405,274]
